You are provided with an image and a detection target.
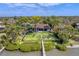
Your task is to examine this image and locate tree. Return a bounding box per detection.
[57,31,70,44]
[16,16,29,25]
[64,25,78,38]
[31,16,41,24]
[1,24,21,44]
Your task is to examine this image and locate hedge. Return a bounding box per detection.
[5,42,19,51]
[19,43,41,52]
[19,43,31,52]
[5,40,55,52]
[0,44,3,49]
[31,43,41,51]
[56,44,67,51]
[44,42,55,51]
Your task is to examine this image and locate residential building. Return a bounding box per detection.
[34,23,51,32]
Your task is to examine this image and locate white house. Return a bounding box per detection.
[75,23,79,29]
[0,21,5,30]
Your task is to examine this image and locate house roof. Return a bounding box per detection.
[35,23,50,29]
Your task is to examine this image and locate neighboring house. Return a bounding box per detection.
[75,23,79,29]
[0,21,5,31]
[34,23,51,32]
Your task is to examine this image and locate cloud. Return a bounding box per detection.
[6,3,61,8]
[38,3,61,6]
[7,3,37,8]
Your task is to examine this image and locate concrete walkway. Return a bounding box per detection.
[41,39,46,56]
[40,34,46,56]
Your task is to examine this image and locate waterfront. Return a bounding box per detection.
[46,48,79,56]
[0,50,41,56]
[0,48,79,56]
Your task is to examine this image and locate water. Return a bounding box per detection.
[0,50,41,56]
[0,48,79,56]
[46,48,79,56]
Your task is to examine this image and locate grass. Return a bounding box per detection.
[23,31,54,41]
[19,31,55,52]
[4,31,56,52]
[4,31,79,52]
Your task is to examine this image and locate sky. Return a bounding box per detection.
[0,3,79,16]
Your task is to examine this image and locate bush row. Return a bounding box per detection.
[5,41,55,52]
[0,44,3,49]
[5,42,41,52]
[44,42,55,51]
[5,43,19,51]
[19,43,41,52]
[56,44,67,51]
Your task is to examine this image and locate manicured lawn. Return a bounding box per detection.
[23,31,54,41]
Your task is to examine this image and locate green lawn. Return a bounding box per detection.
[23,31,55,41]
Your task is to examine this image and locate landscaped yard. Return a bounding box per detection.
[0,31,79,52]
[0,31,78,52]
[1,16,79,56]
[4,31,56,52]
[23,32,54,41]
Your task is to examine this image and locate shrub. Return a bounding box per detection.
[19,43,31,52]
[19,43,41,52]
[56,44,67,51]
[5,42,19,51]
[44,42,54,51]
[57,31,69,44]
[31,43,41,51]
[0,44,3,49]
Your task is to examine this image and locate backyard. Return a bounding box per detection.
[0,31,79,52]
[0,31,79,56]
[4,32,55,52]
[0,16,79,56]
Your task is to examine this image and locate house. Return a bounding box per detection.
[74,23,79,29]
[34,23,51,32]
[0,21,5,31]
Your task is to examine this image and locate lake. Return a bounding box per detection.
[46,48,79,56]
[0,48,79,56]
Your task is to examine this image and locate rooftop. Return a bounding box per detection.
[35,23,50,29]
